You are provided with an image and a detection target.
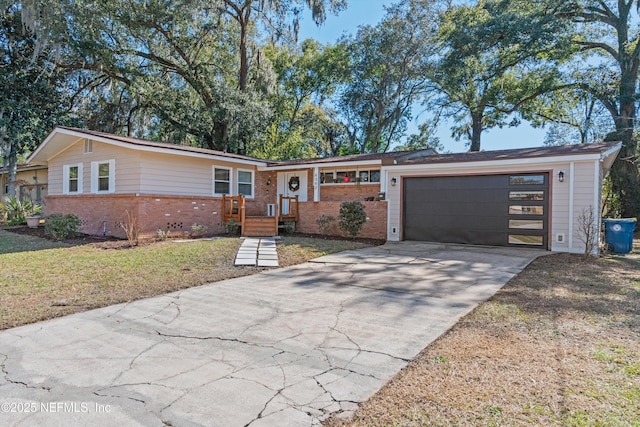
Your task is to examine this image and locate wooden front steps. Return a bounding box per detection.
[222,194,299,237]
[242,216,278,237]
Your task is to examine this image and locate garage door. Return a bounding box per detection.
[403,173,548,248]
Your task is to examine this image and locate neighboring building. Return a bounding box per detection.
[27,126,621,254]
[0,164,48,205]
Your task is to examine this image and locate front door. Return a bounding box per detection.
[277,171,307,216]
[278,171,307,201]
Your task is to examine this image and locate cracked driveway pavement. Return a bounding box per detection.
[0,242,542,426]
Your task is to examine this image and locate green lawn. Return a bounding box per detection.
[0,230,372,330]
[0,230,69,254]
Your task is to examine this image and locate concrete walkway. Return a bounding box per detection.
[0,242,543,426]
[234,238,279,267]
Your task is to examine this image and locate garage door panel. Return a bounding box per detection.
[404,214,509,230]
[406,175,508,190]
[404,225,507,246]
[403,174,549,247]
[406,199,507,212]
[407,190,506,204]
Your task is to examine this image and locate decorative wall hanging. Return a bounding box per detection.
[288,176,300,192]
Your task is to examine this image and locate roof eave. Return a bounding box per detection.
[263,159,383,171]
[28,127,268,167]
[382,152,607,171]
[600,141,622,172]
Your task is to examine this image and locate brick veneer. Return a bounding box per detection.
[45,178,388,240]
[296,201,387,240]
[319,184,381,201]
[46,194,230,238]
[248,170,278,216]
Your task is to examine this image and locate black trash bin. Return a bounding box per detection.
[602,218,636,254]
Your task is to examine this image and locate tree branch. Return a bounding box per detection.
[575,40,619,60]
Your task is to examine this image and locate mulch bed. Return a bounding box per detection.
[3,225,386,250]
[2,225,129,249]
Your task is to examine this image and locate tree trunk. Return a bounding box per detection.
[212,119,228,152]
[238,9,249,92]
[608,113,640,217]
[469,113,483,152]
[607,56,640,217]
[7,148,17,198]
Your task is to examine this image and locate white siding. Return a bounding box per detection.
[383,159,601,253]
[48,140,142,195]
[47,139,259,197]
[570,161,599,252]
[139,152,256,196]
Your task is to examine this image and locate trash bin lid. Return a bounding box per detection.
[602,218,637,223]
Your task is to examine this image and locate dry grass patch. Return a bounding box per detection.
[327,250,640,426]
[0,230,374,330]
[278,235,372,267]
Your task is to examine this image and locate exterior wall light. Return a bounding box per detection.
[558,170,565,182]
[391,177,397,186]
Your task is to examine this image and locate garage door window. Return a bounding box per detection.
[509,235,544,245]
[509,219,544,229]
[509,205,544,215]
[509,175,545,185]
[509,191,544,201]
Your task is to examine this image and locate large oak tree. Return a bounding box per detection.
[564,0,640,216]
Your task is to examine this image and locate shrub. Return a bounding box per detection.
[283,220,296,234]
[156,229,171,241]
[1,197,41,225]
[338,201,367,238]
[190,223,208,238]
[224,219,240,235]
[45,213,80,240]
[316,214,336,235]
[119,210,140,247]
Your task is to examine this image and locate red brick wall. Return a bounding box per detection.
[319,184,381,201]
[296,201,387,240]
[247,170,278,216]
[46,194,226,239]
[45,189,389,240]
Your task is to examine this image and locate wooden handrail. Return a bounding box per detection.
[222,195,245,223]
[278,194,299,222]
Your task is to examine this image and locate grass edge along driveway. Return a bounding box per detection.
[0,230,372,330]
[327,246,640,427]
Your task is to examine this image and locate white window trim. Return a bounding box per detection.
[90,159,115,194]
[213,166,233,197]
[237,168,254,199]
[320,168,381,185]
[63,164,83,195]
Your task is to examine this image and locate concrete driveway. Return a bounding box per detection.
[0,242,542,426]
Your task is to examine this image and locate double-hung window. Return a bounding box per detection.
[237,170,253,197]
[91,160,115,193]
[214,167,231,195]
[63,164,83,194]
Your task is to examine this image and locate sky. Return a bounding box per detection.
[298,0,548,153]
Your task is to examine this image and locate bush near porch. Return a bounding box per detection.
[297,200,387,239]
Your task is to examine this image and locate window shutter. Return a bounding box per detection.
[77,163,83,194]
[91,162,98,193]
[63,166,69,194]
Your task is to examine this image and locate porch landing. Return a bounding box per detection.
[234,238,279,267]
